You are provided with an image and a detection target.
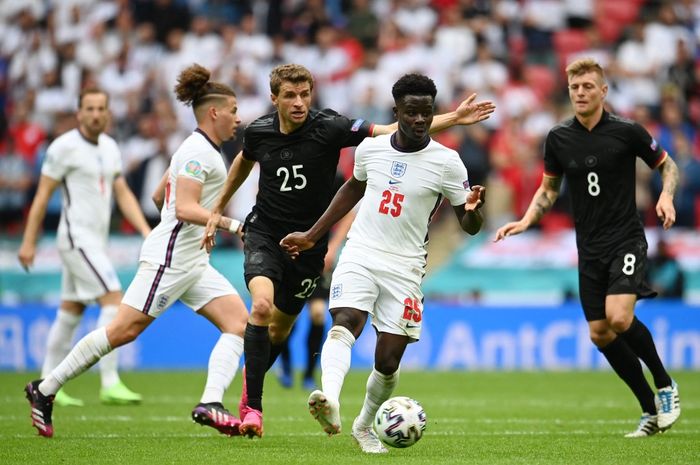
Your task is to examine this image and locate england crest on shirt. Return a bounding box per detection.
[391,161,407,178]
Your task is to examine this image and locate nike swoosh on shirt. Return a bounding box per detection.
[389,179,401,185]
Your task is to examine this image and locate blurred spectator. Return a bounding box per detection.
[132,0,192,45]
[651,131,700,228]
[0,137,33,233]
[649,238,684,298]
[7,97,46,167]
[346,0,380,49]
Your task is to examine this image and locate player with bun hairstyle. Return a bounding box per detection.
[24,64,249,439]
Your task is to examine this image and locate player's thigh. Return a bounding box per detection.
[184,265,247,335]
[106,302,155,347]
[243,229,285,285]
[607,240,657,300]
[328,260,379,315]
[373,266,424,342]
[578,257,608,322]
[122,261,204,318]
[59,248,121,302]
[276,247,325,316]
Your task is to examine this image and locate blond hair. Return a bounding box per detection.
[565,58,606,82]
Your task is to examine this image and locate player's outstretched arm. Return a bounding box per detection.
[114,175,151,237]
[371,94,495,136]
[656,156,678,230]
[18,175,60,271]
[202,152,254,251]
[281,177,366,258]
[494,175,562,242]
[430,93,496,133]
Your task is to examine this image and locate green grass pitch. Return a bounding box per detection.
[1,371,698,465]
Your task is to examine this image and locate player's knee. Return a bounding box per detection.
[589,329,614,347]
[107,323,139,347]
[250,296,273,321]
[374,358,400,376]
[608,314,633,333]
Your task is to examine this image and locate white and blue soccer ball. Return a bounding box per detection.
[374,396,427,448]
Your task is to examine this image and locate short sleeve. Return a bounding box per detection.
[41,141,68,181]
[442,151,471,206]
[353,140,368,182]
[324,111,373,148]
[543,131,563,177]
[631,122,667,169]
[177,151,213,184]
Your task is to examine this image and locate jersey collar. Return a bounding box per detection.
[195,128,222,152]
[573,109,609,131]
[390,132,431,153]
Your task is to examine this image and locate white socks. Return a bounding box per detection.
[320,326,356,403]
[356,368,399,428]
[97,305,121,388]
[41,308,81,379]
[39,327,112,396]
[200,333,244,404]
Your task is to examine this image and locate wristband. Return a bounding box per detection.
[228,219,241,234]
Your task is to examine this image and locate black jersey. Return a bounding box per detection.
[544,111,667,259]
[242,108,373,241]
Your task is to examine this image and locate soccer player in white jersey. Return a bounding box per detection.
[281,73,488,453]
[18,88,151,407]
[24,64,249,439]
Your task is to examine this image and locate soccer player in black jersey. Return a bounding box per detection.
[202,63,495,437]
[495,58,681,438]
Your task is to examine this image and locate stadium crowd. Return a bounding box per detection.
[1,0,699,237]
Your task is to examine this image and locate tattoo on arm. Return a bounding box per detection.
[530,177,561,223]
[659,156,679,197]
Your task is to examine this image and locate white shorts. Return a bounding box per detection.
[122,261,237,318]
[329,252,424,341]
[59,248,121,303]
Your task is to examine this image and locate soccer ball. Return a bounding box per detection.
[374,396,427,448]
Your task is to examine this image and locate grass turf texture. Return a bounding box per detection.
[1,371,698,465]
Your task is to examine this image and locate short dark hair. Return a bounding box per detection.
[391,73,437,103]
[78,88,109,108]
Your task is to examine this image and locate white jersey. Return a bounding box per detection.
[139,129,227,270]
[41,129,123,250]
[343,134,471,267]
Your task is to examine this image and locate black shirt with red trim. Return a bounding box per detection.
[543,110,667,259]
[242,108,373,242]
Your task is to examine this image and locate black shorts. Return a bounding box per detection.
[309,272,331,301]
[243,227,326,315]
[578,239,657,321]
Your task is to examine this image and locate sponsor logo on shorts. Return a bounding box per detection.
[331,284,342,300]
[185,160,202,176]
[391,161,407,178]
[157,294,169,311]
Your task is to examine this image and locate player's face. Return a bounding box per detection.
[77,92,109,138]
[272,81,312,133]
[213,96,241,143]
[568,72,607,118]
[395,95,434,144]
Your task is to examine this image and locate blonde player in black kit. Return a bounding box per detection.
[202,63,495,438]
[495,58,681,438]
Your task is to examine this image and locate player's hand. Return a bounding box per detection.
[201,212,221,253]
[280,232,316,259]
[17,242,35,272]
[465,185,485,212]
[494,220,528,242]
[656,192,676,230]
[454,93,495,126]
